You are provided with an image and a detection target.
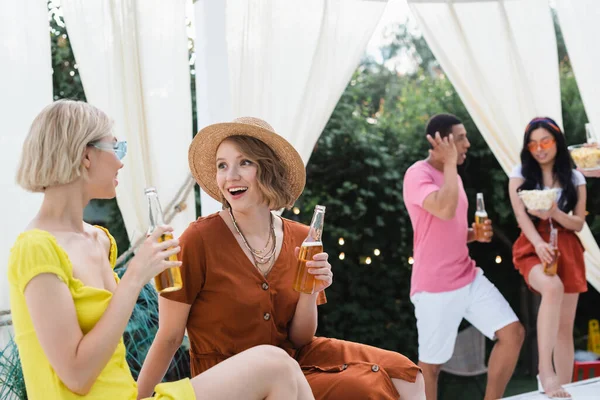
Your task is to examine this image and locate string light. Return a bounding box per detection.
[365,257,372,265]
[373,249,381,256]
[495,255,502,264]
[338,237,345,246]
[292,207,300,215]
[339,252,345,260]
[408,257,414,265]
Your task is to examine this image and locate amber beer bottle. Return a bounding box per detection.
[543,227,559,276]
[293,205,325,294]
[145,187,183,293]
[474,193,489,241]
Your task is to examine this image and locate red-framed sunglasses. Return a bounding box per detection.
[527,137,556,152]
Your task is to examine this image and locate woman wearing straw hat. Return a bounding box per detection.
[137,117,425,399]
[8,100,314,400]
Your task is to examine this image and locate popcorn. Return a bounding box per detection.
[569,144,600,170]
[518,189,559,211]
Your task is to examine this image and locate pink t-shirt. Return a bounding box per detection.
[403,160,477,297]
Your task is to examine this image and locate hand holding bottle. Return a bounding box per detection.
[534,240,555,266]
[472,219,493,243]
[473,193,492,242]
[294,205,328,294]
[145,187,183,292]
[128,225,181,287]
[294,246,333,293]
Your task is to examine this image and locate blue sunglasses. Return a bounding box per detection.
[88,140,128,160]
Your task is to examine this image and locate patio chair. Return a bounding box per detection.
[439,325,488,398]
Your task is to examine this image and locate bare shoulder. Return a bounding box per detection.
[87,223,110,255]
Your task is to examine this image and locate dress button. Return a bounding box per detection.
[262,282,269,290]
[342,364,348,370]
[263,312,271,321]
[371,364,379,372]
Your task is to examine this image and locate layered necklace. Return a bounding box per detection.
[228,207,277,277]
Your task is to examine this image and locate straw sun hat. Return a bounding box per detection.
[188,117,306,204]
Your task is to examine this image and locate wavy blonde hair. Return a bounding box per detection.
[16,99,113,192]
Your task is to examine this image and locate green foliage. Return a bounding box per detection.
[0,339,27,399]
[49,4,86,102]
[113,264,191,381]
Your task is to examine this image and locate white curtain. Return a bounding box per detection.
[0,0,51,348]
[407,0,600,292]
[61,0,196,243]
[407,0,561,173]
[194,0,388,215]
[555,0,600,291]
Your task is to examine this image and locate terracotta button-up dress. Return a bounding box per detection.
[162,213,420,399]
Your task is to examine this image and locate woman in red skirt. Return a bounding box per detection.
[509,117,587,399]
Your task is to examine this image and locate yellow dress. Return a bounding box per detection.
[7,227,195,400]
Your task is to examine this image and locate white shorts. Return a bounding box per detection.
[410,268,519,364]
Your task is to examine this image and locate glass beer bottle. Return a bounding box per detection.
[585,122,597,144]
[145,187,183,293]
[293,205,325,294]
[543,226,559,276]
[474,193,489,241]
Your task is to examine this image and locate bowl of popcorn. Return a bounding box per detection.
[568,144,600,171]
[518,189,560,211]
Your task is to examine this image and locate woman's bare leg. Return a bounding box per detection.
[528,265,570,398]
[190,345,314,400]
[554,294,578,385]
[392,373,426,400]
[293,362,315,399]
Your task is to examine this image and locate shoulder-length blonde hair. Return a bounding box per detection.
[221,135,295,210]
[16,100,113,192]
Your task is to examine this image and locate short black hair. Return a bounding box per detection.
[425,113,462,139]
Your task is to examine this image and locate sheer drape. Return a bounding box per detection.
[61,0,196,241]
[407,0,600,291]
[194,0,388,215]
[555,0,600,290]
[0,0,51,344]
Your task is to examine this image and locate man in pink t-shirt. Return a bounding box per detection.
[402,114,524,400]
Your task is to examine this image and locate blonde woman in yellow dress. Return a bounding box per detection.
[7,99,314,400]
